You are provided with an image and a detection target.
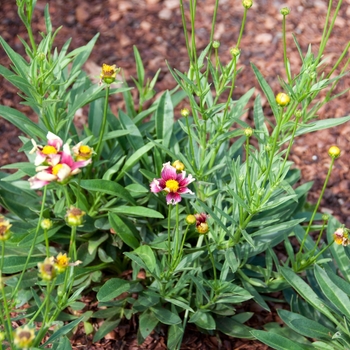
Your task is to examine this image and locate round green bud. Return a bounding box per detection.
[180,108,190,117]
[322,214,329,222]
[280,7,290,15]
[242,0,253,9]
[230,47,240,57]
[212,41,220,49]
[244,127,253,137]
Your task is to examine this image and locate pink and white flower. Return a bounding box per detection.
[30,132,64,166]
[29,144,92,189]
[150,162,195,205]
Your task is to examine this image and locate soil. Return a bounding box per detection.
[1,0,350,349]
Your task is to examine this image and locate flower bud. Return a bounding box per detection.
[242,0,253,9]
[295,109,302,118]
[36,52,46,62]
[172,160,185,172]
[230,47,240,57]
[41,218,53,231]
[66,207,86,227]
[322,214,329,222]
[244,127,253,137]
[14,325,35,349]
[328,146,341,159]
[197,222,209,235]
[212,41,220,49]
[38,257,56,281]
[186,214,197,225]
[280,7,290,15]
[0,217,12,241]
[100,63,120,85]
[54,253,70,274]
[275,92,290,107]
[180,108,190,117]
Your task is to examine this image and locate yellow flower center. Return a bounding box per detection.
[79,145,92,154]
[102,64,116,76]
[42,145,57,155]
[52,164,63,175]
[56,253,69,268]
[165,179,179,193]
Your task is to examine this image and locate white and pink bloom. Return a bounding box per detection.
[150,162,195,205]
[28,133,92,189]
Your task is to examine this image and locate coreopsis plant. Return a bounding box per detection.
[0,0,350,349]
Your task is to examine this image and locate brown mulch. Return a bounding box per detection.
[1,0,350,348]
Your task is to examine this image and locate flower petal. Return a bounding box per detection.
[57,164,72,181]
[161,162,177,181]
[178,173,195,187]
[150,178,163,193]
[177,187,194,195]
[47,132,63,150]
[29,177,50,189]
[166,192,182,205]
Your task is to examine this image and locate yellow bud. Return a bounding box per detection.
[328,146,341,159]
[275,92,290,107]
[180,108,190,117]
[244,127,253,137]
[41,218,53,230]
[197,222,209,235]
[66,207,86,227]
[242,0,253,8]
[186,214,196,225]
[172,160,185,172]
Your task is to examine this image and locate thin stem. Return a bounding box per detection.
[245,136,252,196]
[172,204,180,269]
[185,115,196,166]
[44,228,50,257]
[282,14,292,84]
[12,185,48,298]
[179,0,192,63]
[298,156,336,255]
[95,85,110,161]
[236,8,248,48]
[167,205,172,268]
[0,241,13,346]
[204,234,217,283]
[69,226,77,261]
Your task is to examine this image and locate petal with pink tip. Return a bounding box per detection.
[161,162,177,181]
[57,164,72,181]
[150,178,163,193]
[178,173,195,187]
[61,144,74,167]
[166,192,182,205]
[29,177,50,189]
[36,171,57,182]
[47,132,63,150]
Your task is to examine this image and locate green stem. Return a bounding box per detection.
[179,0,192,63]
[245,136,252,196]
[12,185,48,299]
[298,156,336,255]
[95,85,110,161]
[172,204,180,269]
[236,8,248,48]
[282,14,292,84]
[0,242,13,346]
[167,205,172,268]
[69,226,77,261]
[185,115,196,166]
[44,228,50,257]
[204,234,217,283]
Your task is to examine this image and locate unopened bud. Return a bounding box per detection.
[172,160,185,172]
[41,219,53,230]
[328,146,341,159]
[244,127,253,137]
[186,215,196,225]
[230,47,240,57]
[212,41,220,49]
[280,7,290,15]
[242,0,253,9]
[276,92,290,107]
[180,108,190,117]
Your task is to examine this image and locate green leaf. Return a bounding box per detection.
[251,330,309,350]
[108,212,140,249]
[93,319,121,342]
[109,206,164,218]
[116,143,154,181]
[151,306,181,325]
[314,264,350,319]
[133,46,145,85]
[0,105,46,139]
[277,309,334,341]
[251,63,279,119]
[133,245,157,274]
[216,317,254,339]
[139,311,159,339]
[97,278,131,302]
[79,179,136,205]
[0,254,43,274]
[155,91,174,150]
[44,312,92,345]
[189,311,216,330]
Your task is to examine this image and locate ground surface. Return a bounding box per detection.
[1,0,350,349]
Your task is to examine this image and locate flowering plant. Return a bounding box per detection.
[0,0,349,349]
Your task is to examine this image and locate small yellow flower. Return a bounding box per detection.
[180,108,190,117]
[13,325,35,349]
[100,63,119,85]
[38,257,56,281]
[0,216,12,241]
[66,206,86,227]
[72,143,94,161]
[197,222,209,235]
[41,218,53,230]
[334,228,349,246]
[54,253,70,273]
[172,160,185,172]
[276,92,290,107]
[185,214,196,225]
[14,325,35,349]
[328,146,341,159]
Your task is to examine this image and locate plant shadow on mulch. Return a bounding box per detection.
[2,0,350,348]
